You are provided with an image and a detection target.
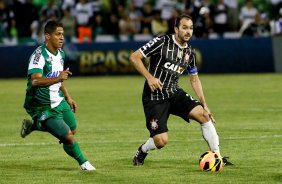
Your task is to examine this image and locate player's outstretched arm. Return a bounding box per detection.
[130,50,163,92]
[31,68,72,87]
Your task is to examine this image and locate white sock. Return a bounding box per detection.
[141,137,157,153]
[201,120,220,153]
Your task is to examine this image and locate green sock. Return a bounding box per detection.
[63,141,87,165]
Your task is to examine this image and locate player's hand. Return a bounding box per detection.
[66,98,78,113]
[58,68,72,82]
[147,76,163,92]
[203,105,216,124]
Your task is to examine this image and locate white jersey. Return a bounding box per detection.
[24,45,65,110]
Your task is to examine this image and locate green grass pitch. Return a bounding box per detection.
[0,74,281,184]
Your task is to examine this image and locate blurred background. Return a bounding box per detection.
[0,0,282,77]
[0,2,281,182]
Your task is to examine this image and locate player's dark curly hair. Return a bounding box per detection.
[174,14,192,28]
[44,20,63,34]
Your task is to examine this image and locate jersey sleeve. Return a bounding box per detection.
[139,36,164,58]
[27,48,45,76]
[187,51,198,75]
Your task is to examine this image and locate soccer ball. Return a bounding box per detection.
[199,151,223,172]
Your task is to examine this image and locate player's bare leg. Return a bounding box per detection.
[189,105,233,166]
[133,133,168,166]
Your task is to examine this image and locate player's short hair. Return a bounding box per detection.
[174,14,193,28]
[44,20,63,34]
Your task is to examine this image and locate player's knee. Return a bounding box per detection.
[71,129,77,135]
[202,111,210,122]
[195,109,210,123]
[190,106,210,123]
[154,136,168,148]
[62,131,75,145]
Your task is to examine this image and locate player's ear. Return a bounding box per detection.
[174,26,178,34]
[45,33,50,40]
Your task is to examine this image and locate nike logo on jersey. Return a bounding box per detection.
[141,37,161,51]
[46,71,62,78]
[164,62,185,74]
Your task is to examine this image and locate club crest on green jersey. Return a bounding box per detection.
[60,58,64,66]
[46,57,53,62]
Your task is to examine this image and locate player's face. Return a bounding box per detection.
[46,27,64,51]
[175,18,193,44]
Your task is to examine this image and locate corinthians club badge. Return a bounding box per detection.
[150,118,159,130]
[184,52,190,63]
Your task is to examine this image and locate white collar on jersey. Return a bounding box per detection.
[172,34,188,49]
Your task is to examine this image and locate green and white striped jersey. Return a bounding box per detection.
[24,45,65,110]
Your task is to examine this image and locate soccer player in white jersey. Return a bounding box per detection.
[130,14,232,166]
[21,21,95,171]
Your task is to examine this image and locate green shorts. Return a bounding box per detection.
[25,100,77,131]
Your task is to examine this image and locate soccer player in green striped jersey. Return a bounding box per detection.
[21,20,95,171]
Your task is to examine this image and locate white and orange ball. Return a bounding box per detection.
[199,151,223,172]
